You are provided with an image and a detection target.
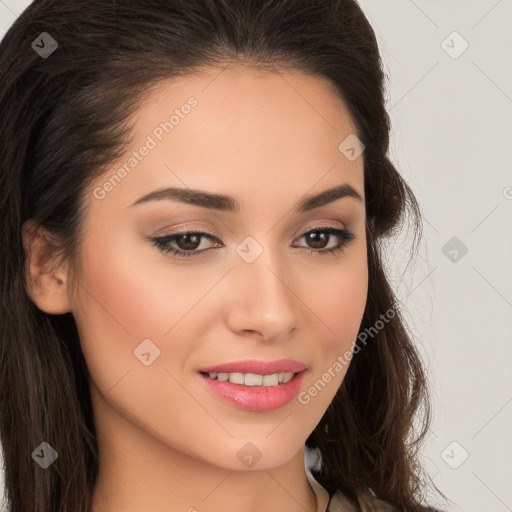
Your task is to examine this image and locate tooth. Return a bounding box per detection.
[262,374,279,386]
[228,372,245,384]
[282,372,294,383]
[207,371,296,386]
[244,373,263,386]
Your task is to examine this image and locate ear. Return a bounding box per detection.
[22,219,72,315]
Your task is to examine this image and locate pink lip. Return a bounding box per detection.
[198,359,307,375]
[198,370,307,412]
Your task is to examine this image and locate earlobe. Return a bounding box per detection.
[22,220,72,315]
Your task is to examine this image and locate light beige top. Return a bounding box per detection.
[304,446,396,512]
[305,463,332,512]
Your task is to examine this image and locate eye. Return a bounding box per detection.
[151,226,355,259]
[293,227,355,257]
[151,231,219,258]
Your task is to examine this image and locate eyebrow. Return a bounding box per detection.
[129,183,363,212]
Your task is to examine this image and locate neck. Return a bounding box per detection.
[90,388,319,512]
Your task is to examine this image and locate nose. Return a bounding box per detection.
[224,245,298,342]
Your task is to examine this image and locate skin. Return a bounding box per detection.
[23,65,368,512]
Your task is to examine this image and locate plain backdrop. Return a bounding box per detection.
[1,1,511,511]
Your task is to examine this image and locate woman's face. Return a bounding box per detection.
[70,65,368,471]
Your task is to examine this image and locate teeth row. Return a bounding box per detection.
[207,372,295,386]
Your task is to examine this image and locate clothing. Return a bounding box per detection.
[304,445,396,512]
[305,458,331,512]
[304,445,356,512]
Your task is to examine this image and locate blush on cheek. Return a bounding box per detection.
[319,267,367,337]
[77,238,168,340]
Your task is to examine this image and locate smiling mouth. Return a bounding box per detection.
[199,370,302,387]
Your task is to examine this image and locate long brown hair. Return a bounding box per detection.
[0,1,446,511]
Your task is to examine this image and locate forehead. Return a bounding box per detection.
[139,65,357,137]
[90,65,364,212]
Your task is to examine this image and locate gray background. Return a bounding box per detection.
[1,1,511,511]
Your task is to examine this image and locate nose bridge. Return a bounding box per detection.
[239,235,293,299]
[228,234,297,337]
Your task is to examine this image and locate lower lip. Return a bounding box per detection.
[198,371,307,411]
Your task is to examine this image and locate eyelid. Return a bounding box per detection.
[152,221,353,259]
[297,219,346,235]
[158,224,221,239]
[157,220,346,240]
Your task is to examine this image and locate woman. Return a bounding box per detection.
[0,1,446,511]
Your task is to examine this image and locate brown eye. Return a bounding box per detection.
[294,227,354,255]
[151,227,354,259]
[152,231,219,258]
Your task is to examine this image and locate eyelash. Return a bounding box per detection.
[151,226,355,259]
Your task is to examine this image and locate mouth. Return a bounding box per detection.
[197,367,308,411]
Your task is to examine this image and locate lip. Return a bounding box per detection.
[198,369,307,412]
[198,359,307,375]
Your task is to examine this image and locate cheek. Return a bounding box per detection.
[309,244,368,350]
[72,227,210,341]
[72,247,165,342]
[70,233,216,441]
[329,264,368,347]
[70,224,234,396]
[299,241,368,401]
[69,232,196,389]
[296,257,367,423]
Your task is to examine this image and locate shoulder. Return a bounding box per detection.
[328,489,397,512]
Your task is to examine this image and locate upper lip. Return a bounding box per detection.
[199,359,307,375]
